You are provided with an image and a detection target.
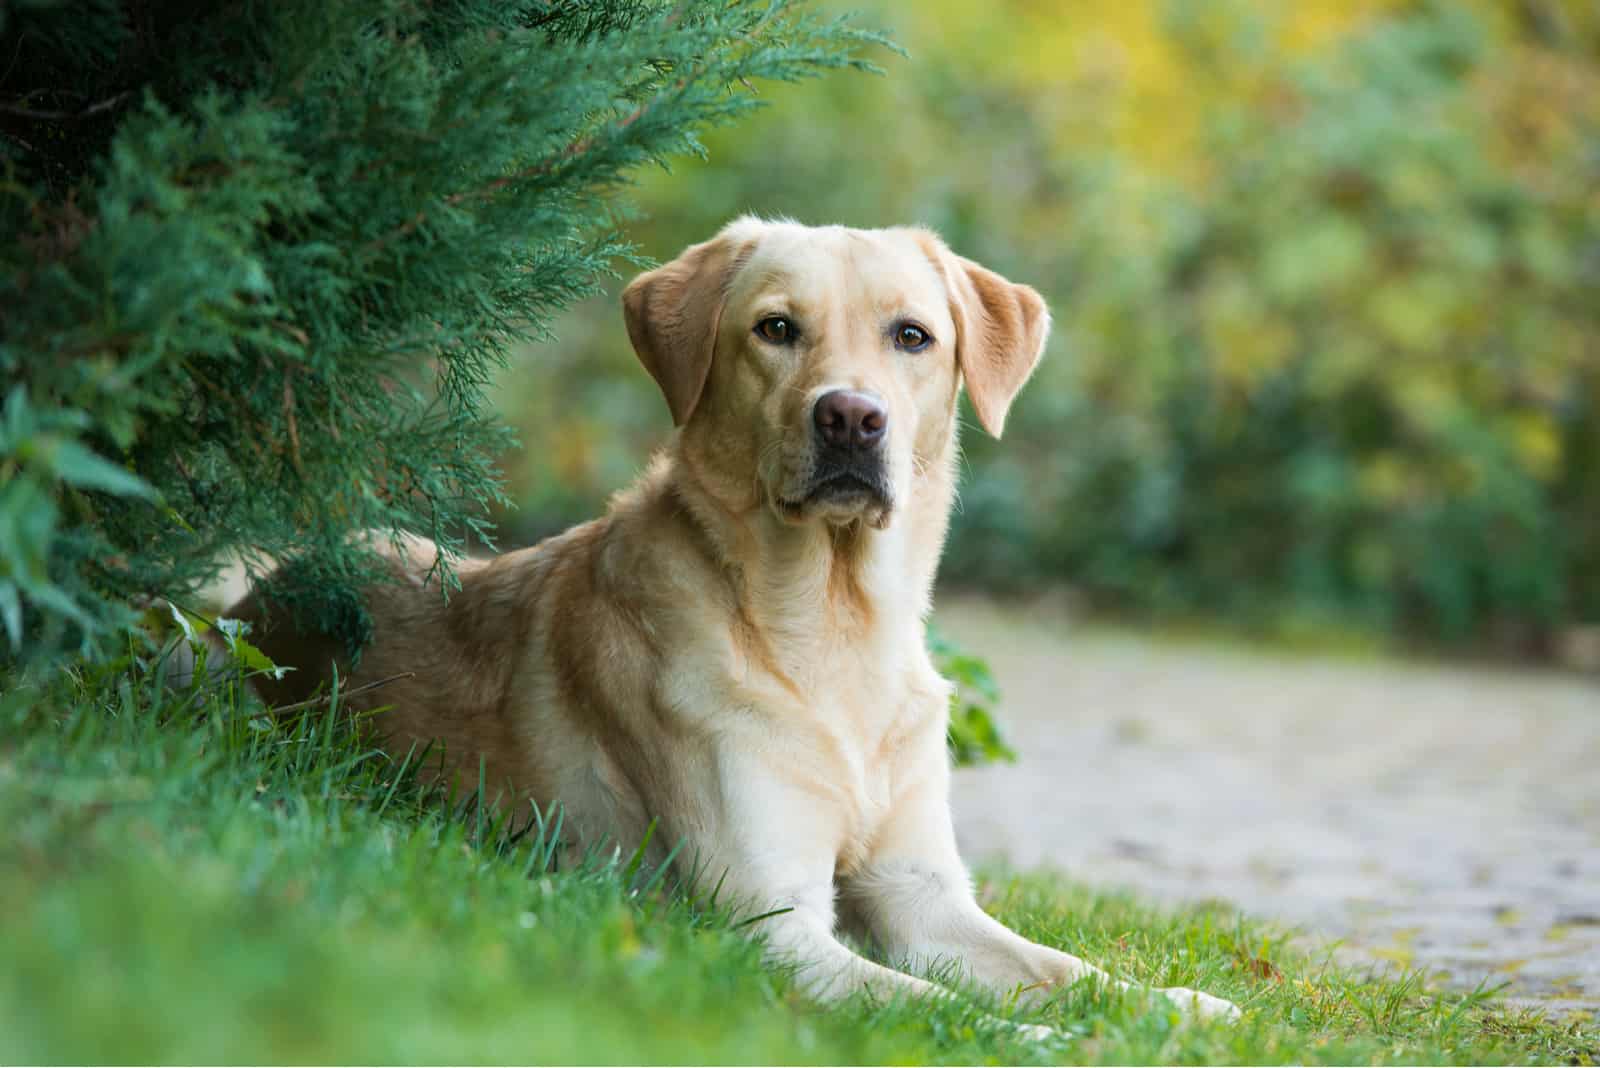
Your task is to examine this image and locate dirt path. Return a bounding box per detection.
[940,597,1600,1018]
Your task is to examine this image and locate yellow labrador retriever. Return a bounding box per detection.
[232,217,1238,1029]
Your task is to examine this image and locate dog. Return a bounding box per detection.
[230,217,1239,1032]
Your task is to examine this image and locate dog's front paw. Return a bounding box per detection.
[971,1012,1067,1045]
[1005,1019,1068,1044]
[1159,986,1241,1022]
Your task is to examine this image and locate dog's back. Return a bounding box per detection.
[228,532,548,800]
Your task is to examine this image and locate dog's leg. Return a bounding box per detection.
[726,867,1058,1043]
[704,762,1059,1043]
[842,767,1240,1022]
[740,877,940,1002]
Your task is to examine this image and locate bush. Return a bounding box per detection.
[1002,3,1600,642]
[0,0,884,667]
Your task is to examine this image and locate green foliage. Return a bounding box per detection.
[3,665,1593,1063]
[496,0,1600,649]
[0,386,155,653]
[1007,4,1600,643]
[930,625,1016,767]
[0,0,886,666]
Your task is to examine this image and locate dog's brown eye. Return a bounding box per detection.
[894,323,931,352]
[755,316,795,345]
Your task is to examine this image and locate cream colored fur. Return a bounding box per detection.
[230,218,1239,1035]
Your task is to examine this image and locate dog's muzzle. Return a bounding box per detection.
[803,450,892,509]
[780,389,894,521]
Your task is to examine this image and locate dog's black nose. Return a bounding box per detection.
[813,390,887,450]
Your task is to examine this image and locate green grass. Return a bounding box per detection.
[1,646,1595,1065]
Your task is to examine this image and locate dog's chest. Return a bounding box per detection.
[770,641,949,868]
[815,666,904,793]
[658,604,952,873]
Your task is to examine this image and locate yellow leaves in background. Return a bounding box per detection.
[1507,413,1561,482]
[1359,453,1411,508]
[1480,43,1600,187]
[550,422,601,486]
[1262,216,1368,301]
[900,0,1400,181]
[1200,273,1295,390]
[1390,372,1458,437]
[1364,277,1458,356]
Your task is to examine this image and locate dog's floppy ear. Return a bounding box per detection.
[936,246,1050,438]
[622,234,742,427]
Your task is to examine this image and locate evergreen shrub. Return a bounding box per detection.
[1,0,884,665]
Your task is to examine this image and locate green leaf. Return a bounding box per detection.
[233,637,283,678]
[215,617,288,679]
[930,624,1016,767]
[166,601,200,644]
[50,441,156,500]
[0,580,21,650]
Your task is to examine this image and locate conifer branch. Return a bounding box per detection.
[0,90,133,122]
[0,0,890,666]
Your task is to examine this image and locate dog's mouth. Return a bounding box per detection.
[809,471,886,503]
[777,463,894,527]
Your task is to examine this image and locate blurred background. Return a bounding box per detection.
[490,0,1600,661]
[484,0,1600,1013]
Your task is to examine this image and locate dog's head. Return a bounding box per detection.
[623,217,1048,529]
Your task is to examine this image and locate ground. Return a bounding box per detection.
[2,609,1597,1063]
[941,595,1600,1023]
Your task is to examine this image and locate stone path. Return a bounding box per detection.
[941,597,1600,1019]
